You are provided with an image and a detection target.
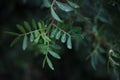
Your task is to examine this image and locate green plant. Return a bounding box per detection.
[5,0,120,80]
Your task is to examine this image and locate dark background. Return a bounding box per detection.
[0,0,120,80]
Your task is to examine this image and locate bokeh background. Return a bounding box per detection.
[0,0,120,80]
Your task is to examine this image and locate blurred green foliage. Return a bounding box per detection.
[0,0,120,80]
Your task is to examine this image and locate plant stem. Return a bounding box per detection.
[52,24,71,37]
[51,0,56,7]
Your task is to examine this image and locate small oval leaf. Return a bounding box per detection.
[17,24,26,33]
[61,33,66,43]
[24,21,31,31]
[23,35,28,50]
[47,57,54,70]
[34,35,40,44]
[48,50,61,59]
[50,28,57,38]
[32,19,37,30]
[55,31,61,39]
[30,33,34,42]
[38,22,42,30]
[67,36,72,49]
[34,31,40,38]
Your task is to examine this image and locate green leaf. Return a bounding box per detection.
[30,33,34,42]
[55,31,61,39]
[34,35,40,44]
[22,35,28,50]
[38,44,48,54]
[38,22,42,30]
[17,24,26,33]
[50,28,57,38]
[51,42,61,50]
[44,34,51,42]
[32,19,37,30]
[10,36,20,47]
[50,7,62,22]
[24,21,31,31]
[67,0,79,8]
[48,50,61,59]
[47,57,54,70]
[56,1,73,12]
[34,31,40,38]
[5,31,19,36]
[67,36,72,49]
[43,0,51,8]
[61,33,66,43]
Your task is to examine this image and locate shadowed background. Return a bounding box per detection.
[0,0,120,80]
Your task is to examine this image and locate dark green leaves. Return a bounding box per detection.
[49,1,79,22]
[50,27,73,49]
[8,20,82,70]
[56,1,73,12]
[50,7,62,22]
[23,35,28,50]
[48,50,61,59]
